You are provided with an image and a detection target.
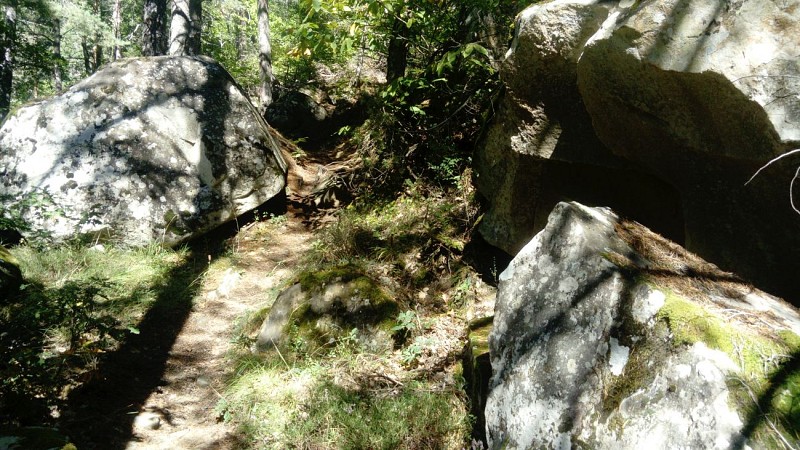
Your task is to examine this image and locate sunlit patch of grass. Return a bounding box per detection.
[219,351,470,449]
[304,184,475,314]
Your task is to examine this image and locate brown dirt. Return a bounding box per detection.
[123,151,329,449]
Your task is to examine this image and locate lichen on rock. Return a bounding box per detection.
[486,201,800,449]
[0,56,287,248]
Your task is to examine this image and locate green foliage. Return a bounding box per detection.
[0,189,60,246]
[392,310,418,333]
[219,358,471,449]
[286,0,525,191]
[202,0,261,95]
[0,244,186,418]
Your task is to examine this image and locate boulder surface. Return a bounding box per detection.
[475,0,800,300]
[256,268,398,354]
[487,201,800,449]
[0,56,287,247]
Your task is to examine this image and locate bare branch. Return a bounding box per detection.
[746,148,800,217]
[745,148,800,186]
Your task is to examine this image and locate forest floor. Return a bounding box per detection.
[55,147,334,449]
[124,155,328,449]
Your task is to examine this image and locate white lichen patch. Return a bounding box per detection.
[632,287,666,325]
[608,337,629,376]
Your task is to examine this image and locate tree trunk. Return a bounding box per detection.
[92,36,103,71]
[0,0,17,122]
[386,14,408,83]
[52,18,62,92]
[87,0,102,71]
[257,0,273,110]
[142,0,167,56]
[168,0,202,55]
[112,0,122,60]
[81,38,92,74]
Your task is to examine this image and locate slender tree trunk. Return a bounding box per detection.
[52,18,62,92]
[81,38,92,74]
[386,14,408,82]
[0,0,17,122]
[168,0,202,55]
[112,0,122,60]
[257,0,273,109]
[142,0,167,56]
[92,36,103,70]
[91,0,102,70]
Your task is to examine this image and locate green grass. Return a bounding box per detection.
[218,187,478,448]
[0,243,190,420]
[218,355,470,449]
[305,185,474,307]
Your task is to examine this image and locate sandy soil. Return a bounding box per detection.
[121,154,325,449]
[124,219,313,449]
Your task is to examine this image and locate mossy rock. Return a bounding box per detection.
[0,245,22,300]
[653,292,800,448]
[0,426,73,450]
[462,318,493,445]
[256,266,398,354]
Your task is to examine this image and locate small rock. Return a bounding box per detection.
[134,412,162,430]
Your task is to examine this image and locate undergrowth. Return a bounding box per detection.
[219,342,471,449]
[0,244,189,424]
[219,181,487,449]
[305,181,479,308]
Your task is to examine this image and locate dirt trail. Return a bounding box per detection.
[123,153,328,449]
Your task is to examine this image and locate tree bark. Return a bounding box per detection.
[257,0,273,109]
[52,18,62,92]
[112,0,122,60]
[0,0,17,122]
[168,0,202,55]
[386,14,408,83]
[142,0,167,56]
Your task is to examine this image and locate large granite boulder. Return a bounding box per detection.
[0,56,287,247]
[577,0,800,300]
[474,0,684,257]
[487,201,800,449]
[475,0,800,300]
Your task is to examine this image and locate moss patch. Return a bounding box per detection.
[286,267,399,356]
[656,292,800,447]
[298,264,366,293]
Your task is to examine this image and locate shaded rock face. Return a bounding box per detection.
[255,275,398,354]
[486,201,800,449]
[475,0,800,300]
[0,56,287,247]
[474,0,684,257]
[0,245,22,299]
[266,88,365,150]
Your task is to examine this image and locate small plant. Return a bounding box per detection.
[0,189,59,246]
[401,336,435,366]
[392,310,418,334]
